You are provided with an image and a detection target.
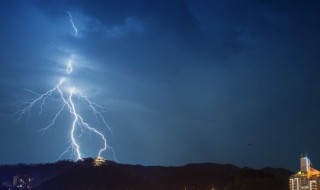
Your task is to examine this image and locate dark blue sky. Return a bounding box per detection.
[0,0,320,171]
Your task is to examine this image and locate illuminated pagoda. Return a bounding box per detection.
[94,157,106,167]
[289,154,320,190]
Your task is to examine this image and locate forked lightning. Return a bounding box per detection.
[14,12,115,161]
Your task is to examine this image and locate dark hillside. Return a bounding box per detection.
[0,159,293,190]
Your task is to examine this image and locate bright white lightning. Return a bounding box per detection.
[15,77,115,161]
[15,79,65,124]
[66,11,78,36]
[14,11,116,162]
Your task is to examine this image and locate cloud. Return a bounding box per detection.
[0,0,320,169]
[102,17,145,39]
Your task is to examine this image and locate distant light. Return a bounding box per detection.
[94,157,106,167]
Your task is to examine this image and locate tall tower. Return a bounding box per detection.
[290,155,320,190]
[300,155,311,173]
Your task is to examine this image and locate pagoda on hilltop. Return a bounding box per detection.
[94,157,106,167]
[289,154,320,190]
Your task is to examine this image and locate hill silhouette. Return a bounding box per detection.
[0,158,292,190]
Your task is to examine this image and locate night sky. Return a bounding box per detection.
[0,0,320,171]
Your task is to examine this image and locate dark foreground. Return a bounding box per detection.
[0,158,292,190]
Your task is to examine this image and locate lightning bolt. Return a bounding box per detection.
[14,11,116,162]
[66,11,78,36]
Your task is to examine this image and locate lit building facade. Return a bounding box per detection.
[13,175,33,190]
[289,155,320,190]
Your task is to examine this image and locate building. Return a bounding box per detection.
[1,175,33,190]
[93,157,106,167]
[13,175,33,190]
[289,155,320,190]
